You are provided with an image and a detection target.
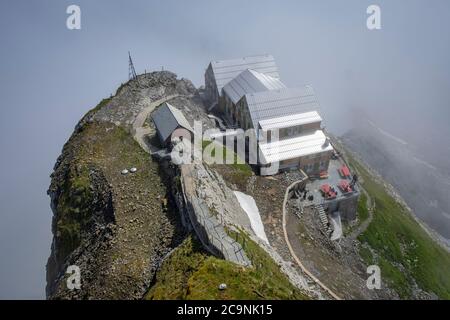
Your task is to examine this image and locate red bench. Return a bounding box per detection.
[339,165,351,178]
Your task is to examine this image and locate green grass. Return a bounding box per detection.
[54,119,156,264]
[347,157,450,299]
[81,97,112,122]
[146,233,309,300]
[145,235,208,300]
[358,246,374,265]
[357,192,370,222]
[345,192,371,235]
[201,140,253,189]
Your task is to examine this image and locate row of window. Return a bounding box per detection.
[303,160,328,173]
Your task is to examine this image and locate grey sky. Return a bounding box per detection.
[0,0,449,299]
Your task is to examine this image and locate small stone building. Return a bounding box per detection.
[151,102,194,147]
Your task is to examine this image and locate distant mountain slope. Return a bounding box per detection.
[336,129,450,299]
[342,120,450,244]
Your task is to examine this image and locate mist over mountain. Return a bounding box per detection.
[1,0,449,299]
[342,117,450,243]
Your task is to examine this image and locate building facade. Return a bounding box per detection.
[204,54,280,108]
[205,55,334,176]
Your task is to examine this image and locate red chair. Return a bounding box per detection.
[338,180,352,193]
[320,184,337,199]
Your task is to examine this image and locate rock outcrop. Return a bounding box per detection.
[46,72,198,299]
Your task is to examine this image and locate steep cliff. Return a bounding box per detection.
[46,72,195,299]
[46,71,310,300]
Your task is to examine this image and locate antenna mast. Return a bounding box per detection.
[128,51,138,81]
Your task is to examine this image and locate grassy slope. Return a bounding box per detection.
[146,234,308,300]
[146,141,306,300]
[54,114,164,266]
[344,192,370,236]
[347,157,450,299]
[357,193,369,222]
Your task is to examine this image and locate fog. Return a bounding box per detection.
[0,0,449,298]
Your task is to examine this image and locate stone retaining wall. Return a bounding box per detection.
[178,168,251,267]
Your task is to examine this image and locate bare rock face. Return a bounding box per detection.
[183,163,253,232]
[91,71,196,128]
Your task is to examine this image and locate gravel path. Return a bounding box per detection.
[282,180,342,300]
[132,94,180,153]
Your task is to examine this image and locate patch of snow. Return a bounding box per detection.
[233,191,269,244]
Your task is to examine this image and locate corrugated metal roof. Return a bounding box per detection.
[245,86,320,131]
[151,102,193,142]
[223,69,286,104]
[258,130,333,164]
[259,111,322,131]
[210,54,280,94]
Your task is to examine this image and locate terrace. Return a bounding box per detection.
[302,157,359,207]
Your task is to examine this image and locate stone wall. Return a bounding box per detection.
[178,164,251,267]
[322,192,359,221]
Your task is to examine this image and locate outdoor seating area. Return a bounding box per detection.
[301,158,359,208]
[338,180,353,194]
[320,183,337,200]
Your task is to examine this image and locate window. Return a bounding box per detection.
[286,126,301,137]
[267,130,272,143]
[287,127,295,136]
[304,164,313,173]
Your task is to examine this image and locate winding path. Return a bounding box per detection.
[282,181,342,300]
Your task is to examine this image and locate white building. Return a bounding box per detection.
[205,55,334,175]
[204,54,280,107]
